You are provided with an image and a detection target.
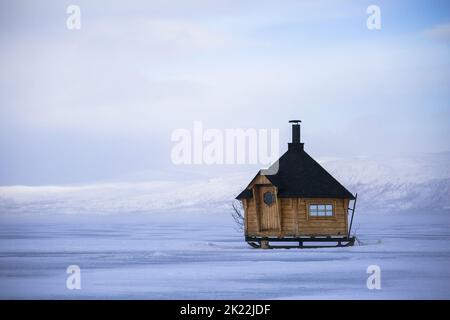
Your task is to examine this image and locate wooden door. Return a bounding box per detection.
[258,186,278,231]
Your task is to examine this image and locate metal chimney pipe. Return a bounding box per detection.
[289,120,301,144]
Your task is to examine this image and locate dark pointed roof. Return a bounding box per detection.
[236,143,355,200]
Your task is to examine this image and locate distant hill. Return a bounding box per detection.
[0,152,449,215]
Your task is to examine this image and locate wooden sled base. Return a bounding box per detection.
[246,236,355,249]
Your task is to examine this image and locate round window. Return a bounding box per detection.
[263,191,274,206]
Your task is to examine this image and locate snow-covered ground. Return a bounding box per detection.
[0,211,449,299]
[0,152,449,299]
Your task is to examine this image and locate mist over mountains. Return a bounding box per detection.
[0,152,449,216]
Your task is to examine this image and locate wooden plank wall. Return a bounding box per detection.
[244,196,348,237]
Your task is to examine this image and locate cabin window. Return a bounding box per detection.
[309,204,333,217]
[263,192,274,206]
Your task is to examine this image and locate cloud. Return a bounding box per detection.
[1,1,450,185]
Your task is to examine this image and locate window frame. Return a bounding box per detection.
[308,203,334,217]
[263,191,274,206]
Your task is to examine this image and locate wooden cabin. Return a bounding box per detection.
[236,120,357,248]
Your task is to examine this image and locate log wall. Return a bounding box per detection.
[244,196,349,237]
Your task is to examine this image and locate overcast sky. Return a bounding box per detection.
[1,0,449,185]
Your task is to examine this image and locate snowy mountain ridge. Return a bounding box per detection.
[320,152,450,213]
[0,152,449,215]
